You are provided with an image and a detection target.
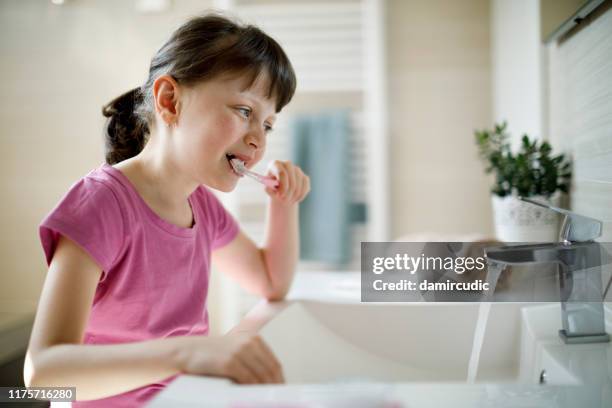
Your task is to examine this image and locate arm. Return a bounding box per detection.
[211,202,297,301]
[212,161,310,301]
[25,235,186,399]
[26,236,283,400]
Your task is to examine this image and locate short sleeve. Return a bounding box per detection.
[201,188,239,250]
[39,177,125,275]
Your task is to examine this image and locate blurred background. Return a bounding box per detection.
[1,0,611,390]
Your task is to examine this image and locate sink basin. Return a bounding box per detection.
[149,271,612,407]
[259,300,578,385]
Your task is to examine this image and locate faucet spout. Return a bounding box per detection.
[484,201,611,344]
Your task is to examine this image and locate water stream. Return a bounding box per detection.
[466,262,505,383]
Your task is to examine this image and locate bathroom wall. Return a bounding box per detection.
[490,0,612,243]
[490,0,543,147]
[387,0,493,239]
[547,1,612,241]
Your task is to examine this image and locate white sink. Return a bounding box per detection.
[262,301,503,383]
[148,272,612,407]
[259,300,578,385]
[519,303,611,386]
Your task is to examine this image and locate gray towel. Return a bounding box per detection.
[290,110,351,264]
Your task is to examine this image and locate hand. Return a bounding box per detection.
[179,333,284,384]
[265,160,310,205]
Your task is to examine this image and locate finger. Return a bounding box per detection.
[284,162,296,201]
[244,344,279,384]
[236,344,274,384]
[254,338,285,383]
[276,162,288,198]
[297,169,308,202]
[299,169,308,201]
[225,358,257,384]
[292,167,303,203]
[298,174,310,203]
[291,168,303,203]
[280,162,293,200]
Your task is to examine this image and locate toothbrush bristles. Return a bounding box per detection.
[229,157,278,188]
[230,158,247,175]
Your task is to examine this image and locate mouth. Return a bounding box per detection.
[226,153,244,177]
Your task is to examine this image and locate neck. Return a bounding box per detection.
[128,129,198,206]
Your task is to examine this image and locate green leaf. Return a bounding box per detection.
[474,122,572,197]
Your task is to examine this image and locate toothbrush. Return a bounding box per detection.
[230,158,279,189]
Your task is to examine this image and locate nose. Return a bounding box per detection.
[244,125,265,151]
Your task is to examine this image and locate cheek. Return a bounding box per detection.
[215,112,235,133]
[183,113,238,155]
[210,113,242,147]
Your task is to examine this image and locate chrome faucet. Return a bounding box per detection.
[484,197,611,344]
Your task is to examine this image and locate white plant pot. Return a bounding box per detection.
[491,194,561,242]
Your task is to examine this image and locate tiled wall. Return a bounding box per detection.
[547,1,612,242]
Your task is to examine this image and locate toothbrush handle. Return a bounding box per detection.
[246,171,279,188]
[260,176,279,189]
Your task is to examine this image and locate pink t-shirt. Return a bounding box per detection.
[39,163,239,407]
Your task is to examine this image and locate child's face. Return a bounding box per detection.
[174,73,277,192]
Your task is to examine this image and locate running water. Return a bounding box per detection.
[466,262,506,383]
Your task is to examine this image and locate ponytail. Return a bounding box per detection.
[102,87,149,165]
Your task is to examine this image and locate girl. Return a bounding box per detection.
[24,13,309,407]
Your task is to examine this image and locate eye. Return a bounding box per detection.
[236,107,251,118]
[264,124,274,134]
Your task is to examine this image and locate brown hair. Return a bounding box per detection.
[102,13,297,165]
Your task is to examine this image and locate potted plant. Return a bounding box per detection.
[475,122,571,242]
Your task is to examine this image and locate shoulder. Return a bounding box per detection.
[40,164,129,244]
[39,164,128,271]
[58,165,127,218]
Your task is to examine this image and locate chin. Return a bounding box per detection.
[206,178,238,193]
[216,184,236,193]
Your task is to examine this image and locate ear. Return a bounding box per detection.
[152,75,181,126]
